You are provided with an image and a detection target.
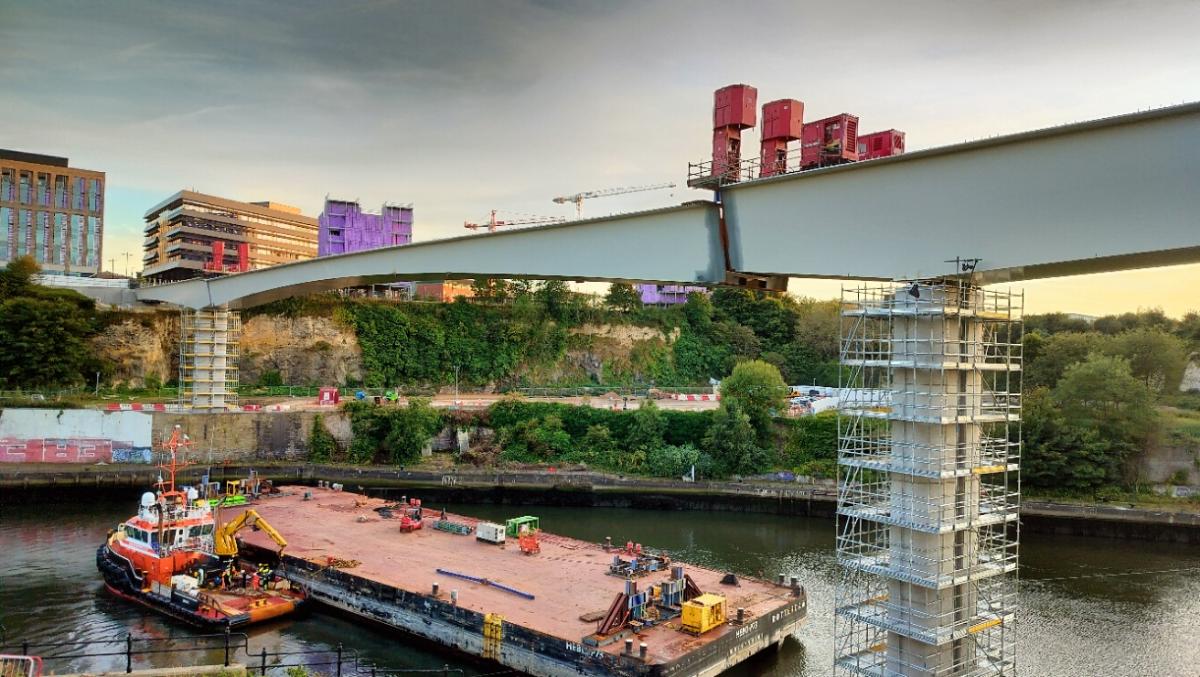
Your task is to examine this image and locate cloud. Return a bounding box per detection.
[4,0,1200,314]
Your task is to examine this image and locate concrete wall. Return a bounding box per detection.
[0,408,350,464]
[151,410,352,463]
[0,409,153,463]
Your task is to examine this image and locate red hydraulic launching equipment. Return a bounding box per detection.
[711,84,757,180]
[801,113,859,169]
[759,99,803,177]
[857,129,906,160]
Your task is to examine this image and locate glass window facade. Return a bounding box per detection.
[0,206,10,258]
[1,156,104,273]
[17,209,31,255]
[86,216,100,266]
[54,175,68,209]
[37,173,49,206]
[54,213,67,265]
[70,214,84,266]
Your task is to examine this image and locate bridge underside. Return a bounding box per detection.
[137,102,1200,310]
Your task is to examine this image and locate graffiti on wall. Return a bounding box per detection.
[0,409,154,464]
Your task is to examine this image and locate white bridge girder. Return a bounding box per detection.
[136,101,1200,311]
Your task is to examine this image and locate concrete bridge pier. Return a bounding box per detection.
[180,307,240,411]
[836,280,1020,677]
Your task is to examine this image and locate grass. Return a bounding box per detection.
[1160,406,1200,447]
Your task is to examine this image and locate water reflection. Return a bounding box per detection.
[2,498,1198,676]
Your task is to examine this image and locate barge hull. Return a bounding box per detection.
[254,547,806,677]
[235,487,806,677]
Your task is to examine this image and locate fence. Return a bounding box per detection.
[0,631,505,677]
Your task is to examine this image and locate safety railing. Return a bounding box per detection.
[0,631,507,677]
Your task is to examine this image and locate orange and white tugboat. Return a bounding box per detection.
[96,426,306,628]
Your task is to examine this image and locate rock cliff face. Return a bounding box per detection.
[90,310,663,389]
[239,315,363,386]
[90,313,179,388]
[1181,359,1200,393]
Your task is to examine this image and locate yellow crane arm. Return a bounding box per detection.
[214,509,288,558]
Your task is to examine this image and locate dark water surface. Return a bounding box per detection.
[3,497,1199,676]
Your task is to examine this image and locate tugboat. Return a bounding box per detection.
[96,426,306,628]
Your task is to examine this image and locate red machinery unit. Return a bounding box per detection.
[711,84,757,179]
[857,129,905,160]
[759,99,803,177]
[236,242,250,272]
[800,114,859,169]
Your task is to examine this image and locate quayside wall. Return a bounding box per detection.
[5,463,1200,543]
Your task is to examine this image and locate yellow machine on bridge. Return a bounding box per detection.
[214,509,287,559]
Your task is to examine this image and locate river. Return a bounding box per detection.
[2,496,1199,676]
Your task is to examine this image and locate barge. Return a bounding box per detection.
[234,486,806,676]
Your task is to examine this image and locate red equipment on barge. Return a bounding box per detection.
[96,426,306,629]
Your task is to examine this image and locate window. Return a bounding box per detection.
[0,206,11,257]
[0,168,13,201]
[86,216,100,266]
[16,210,31,255]
[19,172,32,204]
[37,173,49,206]
[73,178,85,210]
[54,176,68,208]
[70,215,84,265]
[37,211,50,262]
[88,179,102,212]
[55,214,67,265]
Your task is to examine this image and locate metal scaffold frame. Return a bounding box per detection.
[179,308,240,411]
[835,279,1022,677]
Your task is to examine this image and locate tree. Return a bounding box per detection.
[682,292,714,333]
[627,399,666,452]
[0,255,39,296]
[308,414,337,463]
[382,399,444,465]
[605,283,642,312]
[646,444,702,478]
[535,280,571,321]
[703,400,770,476]
[0,296,95,388]
[471,278,511,303]
[1107,328,1188,393]
[1022,387,1112,491]
[718,359,789,445]
[792,297,840,361]
[1047,354,1157,487]
[1023,332,1108,390]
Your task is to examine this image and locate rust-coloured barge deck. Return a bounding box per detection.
[236,487,806,676]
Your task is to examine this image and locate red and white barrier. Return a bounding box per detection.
[672,393,720,401]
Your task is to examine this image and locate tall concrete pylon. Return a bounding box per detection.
[835,279,1021,676]
[180,308,240,410]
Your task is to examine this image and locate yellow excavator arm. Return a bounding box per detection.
[214,509,288,558]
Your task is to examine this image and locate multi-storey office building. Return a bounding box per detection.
[142,191,318,283]
[0,149,105,275]
[318,198,413,256]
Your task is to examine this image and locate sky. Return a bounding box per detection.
[2,0,1199,317]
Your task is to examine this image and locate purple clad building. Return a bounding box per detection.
[318,198,413,256]
[637,283,709,305]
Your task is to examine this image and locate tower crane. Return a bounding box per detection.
[552,182,677,218]
[464,210,566,232]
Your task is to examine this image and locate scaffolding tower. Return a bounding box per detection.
[180,308,240,411]
[835,279,1022,677]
